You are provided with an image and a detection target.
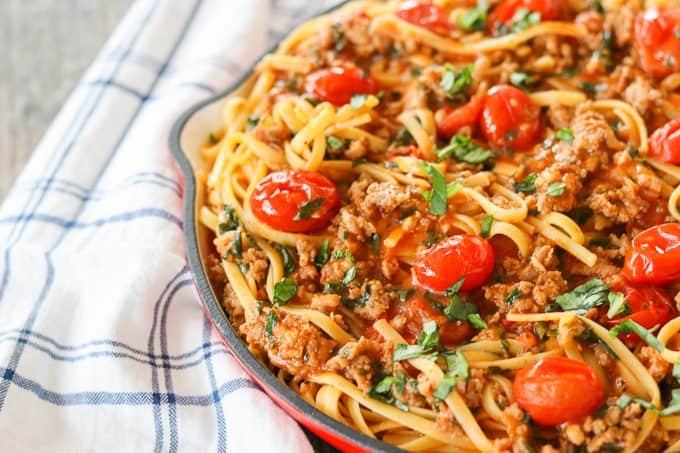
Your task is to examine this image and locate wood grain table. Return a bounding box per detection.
[0,2,337,451]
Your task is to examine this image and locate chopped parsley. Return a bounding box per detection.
[480,215,494,238]
[421,163,448,215]
[606,291,630,319]
[438,134,494,164]
[546,181,566,197]
[514,173,538,193]
[555,279,610,314]
[350,93,369,109]
[510,8,541,33]
[314,239,330,269]
[274,244,296,275]
[610,319,664,352]
[342,266,357,285]
[273,278,298,306]
[458,0,489,31]
[554,127,574,144]
[294,198,325,221]
[440,64,473,99]
[505,288,522,305]
[326,135,345,150]
[510,71,535,90]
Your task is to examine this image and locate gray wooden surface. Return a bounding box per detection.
[0,0,133,203]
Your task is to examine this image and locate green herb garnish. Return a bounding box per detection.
[294,198,325,221]
[273,278,298,305]
[421,163,448,215]
[546,181,566,197]
[314,239,330,269]
[480,215,494,238]
[514,173,538,193]
[438,134,494,164]
[440,64,473,98]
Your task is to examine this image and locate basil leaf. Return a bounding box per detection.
[232,231,243,259]
[510,71,534,90]
[314,239,330,269]
[350,94,369,109]
[370,233,381,253]
[418,320,440,349]
[392,128,414,146]
[438,134,494,164]
[389,287,415,303]
[554,127,574,144]
[546,181,566,197]
[458,1,488,31]
[394,321,440,362]
[342,266,357,285]
[421,163,448,215]
[372,373,405,395]
[246,115,260,131]
[274,244,296,275]
[480,215,493,238]
[444,350,469,380]
[219,204,241,232]
[514,173,538,193]
[616,393,657,411]
[326,135,345,150]
[610,319,664,352]
[556,279,610,313]
[440,64,473,98]
[265,310,278,337]
[433,375,457,400]
[606,291,630,319]
[445,277,466,297]
[661,389,680,416]
[444,296,479,322]
[294,198,325,221]
[510,8,541,33]
[505,288,522,305]
[273,278,298,306]
[393,344,436,361]
[467,313,487,329]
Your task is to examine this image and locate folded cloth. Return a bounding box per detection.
[0,1,340,451]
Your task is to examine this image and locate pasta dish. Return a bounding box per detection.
[198,0,680,451]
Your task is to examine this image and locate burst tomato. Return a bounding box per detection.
[250,170,340,233]
[304,67,379,106]
[606,281,675,347]
[480,85,541,150]
[650,119,680,165]
[634,7,680,78]
[488,0,560,32]
[395,1,452,35]
[436,95,484,139]
[412,235,495,293]
[513,356,605,426]
[392,293,474,345]
[623,223,680,285]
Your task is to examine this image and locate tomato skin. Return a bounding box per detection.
[513,357,605,426]
[606,281,675,347]
[480,85,541,150]
[392,294,474,345]
[634,7,680,78]
[488,0,560,32]
[396,1,452,36]
[436,95,484,139]
[650,119,680,165]
[623,223,680,285]
[412,235,495,292]
[304,67,379,106]
[249,170,340,233]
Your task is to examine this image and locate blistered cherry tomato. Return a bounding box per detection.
[634,7,680,78]
[513,356,604,426]
[606,281,675,347]
[488,0,560,32]
[623,223,680,285]
[436,95,484,139]
[392,293,474,345]
[480,85,541,150]
[250,170,340,233]
[650,119,680,165]
[304,67,379,106]
[395,1,452,35]
[412,235,495,292]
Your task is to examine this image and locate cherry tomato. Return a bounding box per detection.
[650,119,680,165]
[513,356,605,426]
[606,281,675,347]
[623,223,680,285]
[395,1,452,36]
[412,235,495,292]
[488,0,560,33]
[250,170,340,233]
[304,67,379,106]
[634,7,680,78]
[392,293,474,345]
[436,95,484,139]
[480,85,541,150]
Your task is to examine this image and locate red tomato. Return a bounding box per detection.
[412,235,495,292]
[395,1,452,35]
[480,85,541,150]
[650,119,680,165]
[488,0,560,32]
[513,356,605,426]
[436,95,484,139]
[634,7,680,78]
[623,223,680,285]
[250,170,340,233]
[304,67,379,106]
[392,293,474,345]
[606,281,675,346]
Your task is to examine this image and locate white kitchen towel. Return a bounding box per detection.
[0,1,340,451]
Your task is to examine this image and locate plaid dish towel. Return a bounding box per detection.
[0,1,340,451]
